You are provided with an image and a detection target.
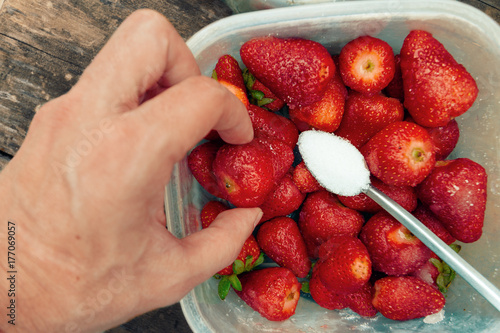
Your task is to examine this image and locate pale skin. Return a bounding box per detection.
[0,9,262,333]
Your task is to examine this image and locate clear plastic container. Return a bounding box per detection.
[222,0,346,13]
[165,1,500,332]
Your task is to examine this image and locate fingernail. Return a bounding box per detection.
[253,209,263,227]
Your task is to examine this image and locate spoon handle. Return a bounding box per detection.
[365,184,500,312]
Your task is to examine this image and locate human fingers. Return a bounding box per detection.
[152,207,262,303]
[121,75,253,170]
[74,9,199,114]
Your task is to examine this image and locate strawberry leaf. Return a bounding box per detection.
[253,252,265,268]
[430,258,443,273]
[244,255,254,271]
[257,97,276,107]
[242,68,256,90]
[250,89,265,101]
[450,243,462,253]
[218,276,231,300]
[228,274,242,292]
[301,281,310,293]
[233,259,245,275]
[211,70,218,80]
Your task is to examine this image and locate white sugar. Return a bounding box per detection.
[298,130,371,196]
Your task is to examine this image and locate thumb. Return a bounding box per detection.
[180,207,263,286]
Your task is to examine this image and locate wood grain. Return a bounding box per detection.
[0,0,232,168]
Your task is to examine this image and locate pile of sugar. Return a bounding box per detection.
[298,130,371,196]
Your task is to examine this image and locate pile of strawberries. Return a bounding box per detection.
[187,30,488,323]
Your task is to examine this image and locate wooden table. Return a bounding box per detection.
[1,0,499,332]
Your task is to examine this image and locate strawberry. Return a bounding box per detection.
[424,119,460,161]
[298,190,364,258]
[235,267,301,321]
[360,211,431,276]
[200,200,229,229]
[258,172,306,223]
[309,269,377,317]
[339,35,395,95]
[213,54,246,91]
[344,282,378,317]
[187,141,223,198]
[360,121,436,186]
[218,79,250,109]
[383,54,404,101]
[256,217,311,278]
[242,69,285,111]
[248,104,299,149]
[255,135,294,185]
[412,244,461,293]
[334,91,404,148]
[200,201,264,300]
[212,139,276,207]
[411,203,456,246]
[288,72,347,133]
[416,158,487,243]
[338,176,417,214]
[240,36,335,108]
[317,236,372,295]
[400,30,478,127]
[372,276,446,321]
[309,269,346,310]
[292,161,323,193]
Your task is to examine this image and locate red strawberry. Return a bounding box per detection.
[200,200,229,229]
[218,79,250,109]
[309,269,347,310]
[360,121,436,186]
[383,54,404,101]
[288,72,347,132]
[309,269,377,317]
[416,158,487,243]
[248,104,299,148]
[411,203,456,246]
[339,35,395,95]
[292,161,323,193]
[217,235,261,277]
[317,236,372,295]
[204,78,250,142]
[187,141,223,198]
[243,69,285,111]
[334,91,404,148]
[235,267,301,321]
[372,276,446,321]
[212,139,276,207]
[200,201,263,299]
[400,30,478,127]
[299,190,364,258]
[424,119,460,161]
[360,211,431,276]
[412,244,461,293]
[255,135,294,185]
[256,217,311,278]
[240,36,335,108]
[344,282,378,317]
[338,176,417,214]
[410,259,440,289]
[258,172,306,223]
[213,54,246,91]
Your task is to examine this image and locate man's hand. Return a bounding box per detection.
[0,9,261,333]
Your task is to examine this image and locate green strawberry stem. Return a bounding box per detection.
[432,244,462,294]
[216,252,265,300]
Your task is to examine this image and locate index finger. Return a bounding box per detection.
[74,9,199,113]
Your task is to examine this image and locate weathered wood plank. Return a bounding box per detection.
[0,0,233,67]
[0,0,233,168]
[0,34,81,156]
